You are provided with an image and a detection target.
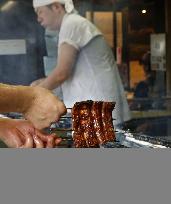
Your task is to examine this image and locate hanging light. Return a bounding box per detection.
[142,9,147,14]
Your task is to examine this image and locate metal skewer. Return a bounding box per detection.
[54,106,116,132]
[50,128,73,132]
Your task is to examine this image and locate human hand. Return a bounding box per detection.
[30,78,46,86]
[24,86,67,129]
[0,119,62,148]
[33,130,62,148]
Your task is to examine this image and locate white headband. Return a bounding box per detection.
[33,0,74,13]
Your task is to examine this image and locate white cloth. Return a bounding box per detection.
[33,0,74,13]
[0,114,8,119]
[59,14,102,50]
[58,13,131,125]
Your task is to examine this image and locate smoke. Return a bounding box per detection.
[0,1,46,85]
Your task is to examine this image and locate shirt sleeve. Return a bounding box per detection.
[58,15,102,50]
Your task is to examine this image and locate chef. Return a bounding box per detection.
[31,0,131,126]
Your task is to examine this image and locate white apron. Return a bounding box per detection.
[58,14,131,124]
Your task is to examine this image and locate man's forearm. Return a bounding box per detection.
[39,43,77,90]
[38,66,70,90]
[0,83,34,113]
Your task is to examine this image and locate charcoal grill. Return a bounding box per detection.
[3,112,170,148]
[48,112,169,148]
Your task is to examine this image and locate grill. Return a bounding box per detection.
[48,112,169,148]
[4,112,170,148]
[55,131,169,148]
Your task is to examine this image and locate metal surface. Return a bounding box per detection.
[2,112,170,148]
[49,111,170,148]
[115,130,169,148]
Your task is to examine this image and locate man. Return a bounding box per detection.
[0,83,66,148]
[32,0,131,126]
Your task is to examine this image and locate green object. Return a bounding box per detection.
[0,140,8,148]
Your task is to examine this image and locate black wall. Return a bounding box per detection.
[0,1,46,85]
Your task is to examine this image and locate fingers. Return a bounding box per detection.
[35,130,51,142]
[46,136,54,148]
[18,129,44,148]
[34,130,61,148]
[5,119,60,148]
[18,127,61,148]
[56,101,67,121]
[33,135,44,148]
[24,134,34,148]
[24,86,67,129]
[20,132,34,148]
[46,135,61,148]
[55,138,62,146]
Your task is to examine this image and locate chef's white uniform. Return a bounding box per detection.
[58,13,131,125]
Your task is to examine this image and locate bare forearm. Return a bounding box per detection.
[38,67,70,90]
[0,83,34,113]
[38,43,77,90]
[39,43,78,90]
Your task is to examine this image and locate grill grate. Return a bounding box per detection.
[3,112,170,148]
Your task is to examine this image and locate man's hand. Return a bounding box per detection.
[33,131,62,148]
[24,86,67,129]
[30,78,46,87]
[0,119,62,148]
[0,83,66,130]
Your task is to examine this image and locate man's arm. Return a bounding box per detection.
[0,83,33,113]
[0,83,66,129]
[38,43,78,90]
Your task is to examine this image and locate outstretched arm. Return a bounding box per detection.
[37,43,78,90]
[0,83,67,129]
[0,83,33,113]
